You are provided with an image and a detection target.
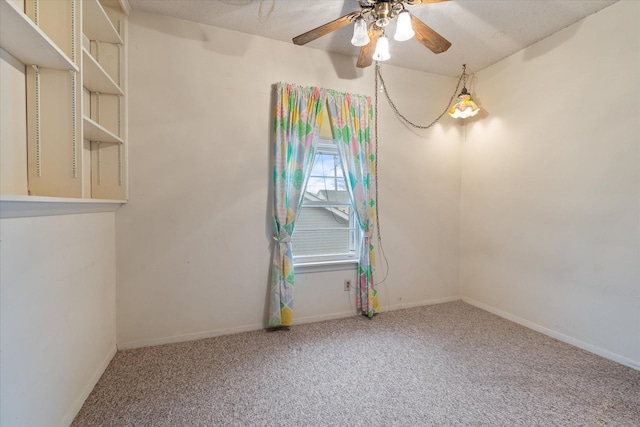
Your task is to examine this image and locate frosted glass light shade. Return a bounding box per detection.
[351,18,370,47]
[448,93,480,118]
[373,34,390,61]
[394,10,415,41]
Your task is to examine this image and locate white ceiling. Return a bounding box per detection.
[127,0,618,77]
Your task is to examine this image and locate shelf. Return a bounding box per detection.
[0,194,125,218]
[0,0,78,71]
[82,47,123,95]
[100,0,132,16]
[83,0,123,44]
[83,116,123,144]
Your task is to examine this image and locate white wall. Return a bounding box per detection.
[0,212,117,426]
[460,0,640,368]
[116,11,462,348]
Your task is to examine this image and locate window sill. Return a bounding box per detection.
[294,259,358,274]
[0,195,126,219]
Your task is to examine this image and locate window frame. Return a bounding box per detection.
[292,139,360,272]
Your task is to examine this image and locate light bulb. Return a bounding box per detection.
[351,18,370,47]
[373,34,390,61]
[376,17,390,28]
[394,10,414,41]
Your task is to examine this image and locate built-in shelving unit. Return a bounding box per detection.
[82,0,127,201]
[0,0,128,206]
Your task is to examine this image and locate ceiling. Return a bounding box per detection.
[127,0,618,77]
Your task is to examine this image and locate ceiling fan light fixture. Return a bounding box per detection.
[351,17,371,47]
[373,33,391,61]
[394,10,415,41]
[291,0,452,69]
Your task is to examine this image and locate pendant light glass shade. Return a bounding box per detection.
[448,89,480,119]
[351,18,370,47]
[394,10,415,41]
[373,34,390,61]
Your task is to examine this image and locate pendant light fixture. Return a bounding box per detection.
[449,64,480,119]
[375,62,484,132]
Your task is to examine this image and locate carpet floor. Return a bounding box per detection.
[72,301,640,426]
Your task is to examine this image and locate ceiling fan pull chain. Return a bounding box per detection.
[375,62,463,130]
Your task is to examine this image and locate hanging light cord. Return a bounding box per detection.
[372,62,466,288]
[375,62,465,130]
[372,63,389,287]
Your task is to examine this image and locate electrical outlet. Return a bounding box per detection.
[344,279,352,291]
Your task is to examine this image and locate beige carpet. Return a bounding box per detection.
[72,301,639,426]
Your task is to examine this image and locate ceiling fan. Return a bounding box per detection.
[292,0,451,68]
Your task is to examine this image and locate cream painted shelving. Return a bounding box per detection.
[0,0,78,71]
[83,0,128,200]
[83,0,123,45]
[82,47,123,95]
[83,117,123,144]
[0,0,128,205]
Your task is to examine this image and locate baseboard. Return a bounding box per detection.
[380,295,461,312]
[462,296,640,371]
[293,309,358,325]
[118,297,463,350]
[117,323,266,350]
[284,296,462,325]
[119,312,363,350]
[59,344,118,427]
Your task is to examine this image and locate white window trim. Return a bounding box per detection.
[294,258,358,274]
[292,139,361,272]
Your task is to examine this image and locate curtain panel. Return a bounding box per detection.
[269,83,326,327]
[269,83,377,327]
[326,91,379,318]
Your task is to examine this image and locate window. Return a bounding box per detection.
[292,138,360,267]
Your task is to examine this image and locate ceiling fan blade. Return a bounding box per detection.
[293,12,359,46]
[356,24,383,68]
[411,14,451,54]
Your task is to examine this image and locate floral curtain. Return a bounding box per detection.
[326,91,378,318]
[269,83,326,327]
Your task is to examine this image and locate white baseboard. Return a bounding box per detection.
[119,312,361,350]
[380,295,461,312]
[117,296,640,372]
[462,296,640,371]
[59,344,118,427]
[293,310,358,324]
[117,323,266,350]
[117,296,463,350]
